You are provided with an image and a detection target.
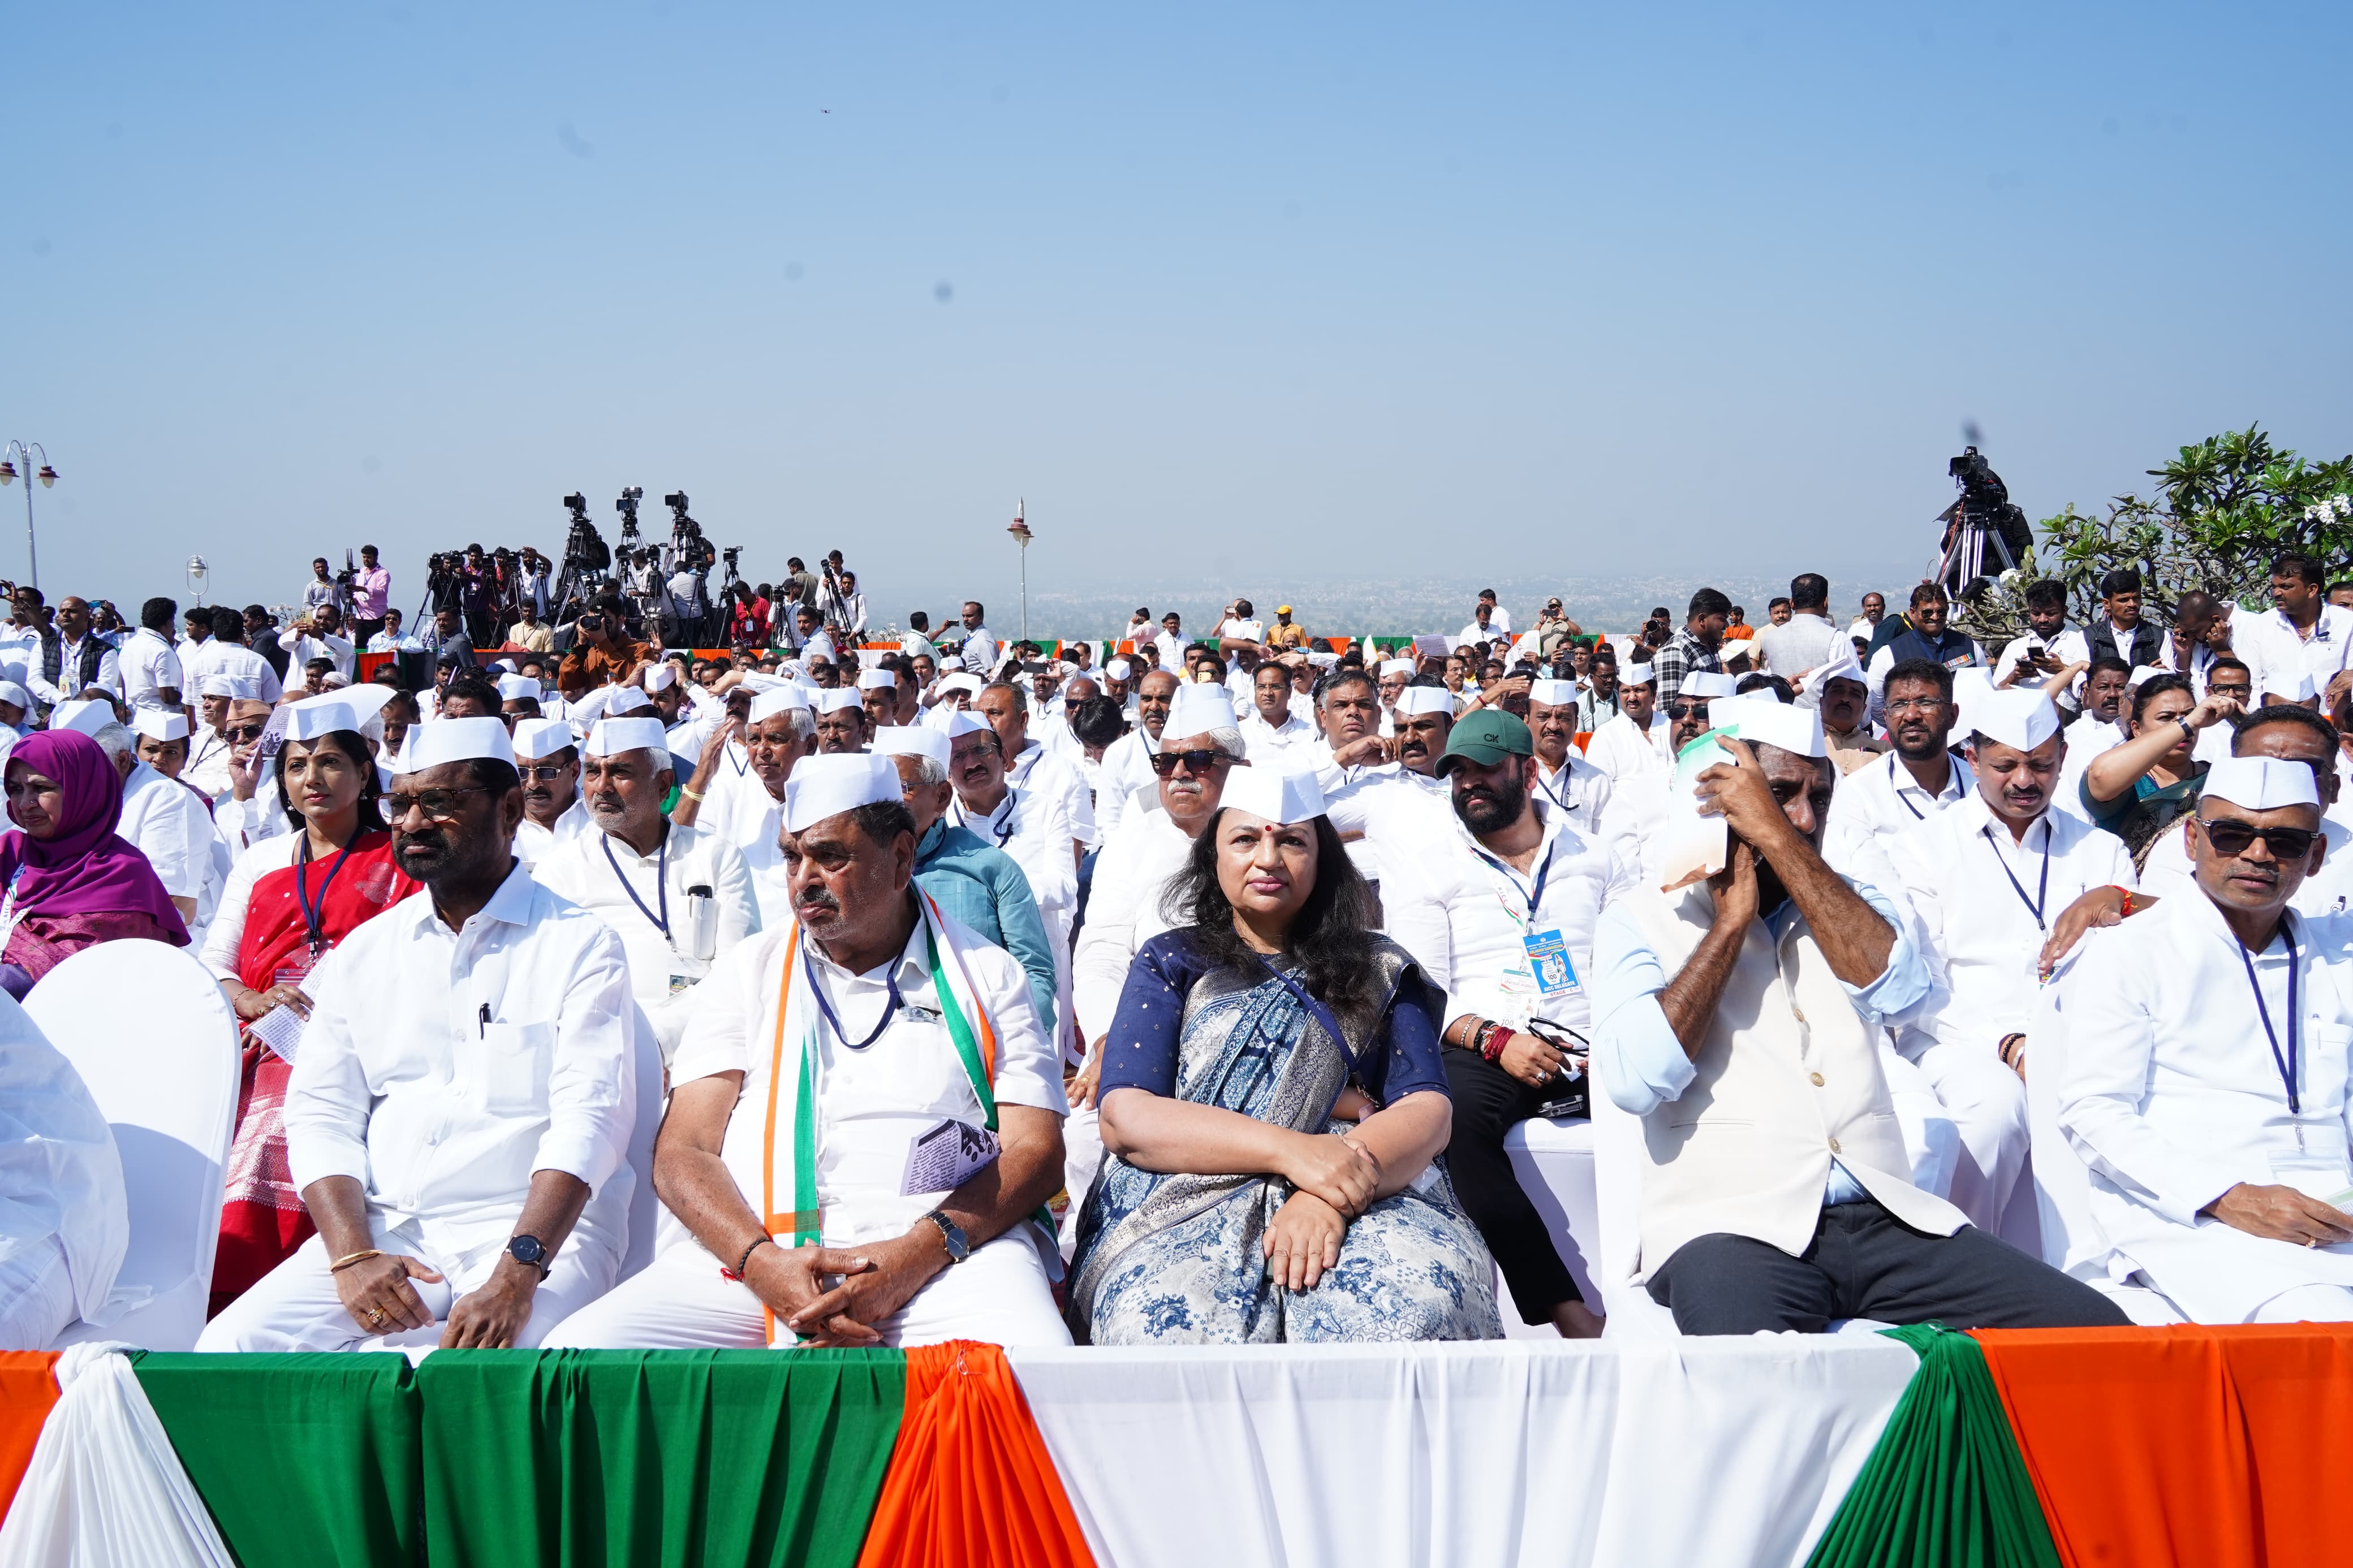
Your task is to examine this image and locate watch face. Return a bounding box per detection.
[510,1236,545,1265]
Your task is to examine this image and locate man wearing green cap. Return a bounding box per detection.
[1378,707,1615,1338]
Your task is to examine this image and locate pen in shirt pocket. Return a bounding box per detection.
[479,1003,490,1038]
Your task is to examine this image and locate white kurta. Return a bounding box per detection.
[1092,728,1160,841]
[1825,748,1975,864]
[532,822,762,1061]
[2059,893,2353,1322]
[1070,806,1193,1044]
[2139,813,2353,920]
[1582,711,1670,784]
[1008,741,1096,850]
[117,762,214,919]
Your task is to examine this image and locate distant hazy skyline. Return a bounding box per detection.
[5,2,2347,625]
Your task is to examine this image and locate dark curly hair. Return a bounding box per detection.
[1160,810,1383,1035]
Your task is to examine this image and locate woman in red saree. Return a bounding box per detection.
[202,700,417,1314]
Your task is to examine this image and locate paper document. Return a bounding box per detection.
[248,1004,307,1064]
[1656,730,1733,892]
[900,1118,1001,1197]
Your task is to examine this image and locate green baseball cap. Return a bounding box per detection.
[1436,709,1533,774]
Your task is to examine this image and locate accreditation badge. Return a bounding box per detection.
[1523,928,1579,997]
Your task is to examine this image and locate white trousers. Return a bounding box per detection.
[1906,1038,2030,1233]
[2252,1284,2353,1324]
[196,1230,618,1353]
[542,1230,1072,1350]
[0,1236,76,1353]
[1058,1104,1104,1260]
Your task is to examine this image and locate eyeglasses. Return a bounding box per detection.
[223,723,267,742]
[1662,702,1704,722]
[2198,819,2319,859]
[381,785,490,822]
[516,765,568,783]
[1149,749,1231,777]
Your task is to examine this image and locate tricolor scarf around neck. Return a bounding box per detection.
[758,887,1009,1341]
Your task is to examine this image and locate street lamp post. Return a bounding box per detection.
[1006,498,1033,644]
[0,442,58,594]
[187,556,210,607]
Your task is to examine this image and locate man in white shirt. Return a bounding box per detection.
[1582,664,1668,783]
[2241,550,2353,709]
[1377,710,1611,1337]
[1592,706,2126,1334]
[200,717,642,1351]
[510,716,592,863]
[1456,600,1508,652]
[120,597,186,716]
[1211,598,1264,647]
[534,716,760,1062]
[958,602,999,677]
[183,610,285,706]
[673,688,814,928]
[1992,580,2089,703]
[1825,658,1975,862]
[280,604,357,681]
[1152,612,1186,675]
[1093,668,1178,840]
[546,753,1070,1351]
[1751,573,1846,687]
[366,607,424,654]
[2050,657,2132,823]
[1890,690,2136,1232]
[1526,677,1613,830]
[2059,755,2353,1323]
[945,709,1078,941]
[1238,661,1316,766]
[45,597,121,703]
[976,681,1096,854]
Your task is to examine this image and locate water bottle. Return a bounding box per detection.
[680,884,718,963]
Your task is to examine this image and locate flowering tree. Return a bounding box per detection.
[2036,426,2353,623]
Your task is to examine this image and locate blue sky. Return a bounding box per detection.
[5,2,2347,630]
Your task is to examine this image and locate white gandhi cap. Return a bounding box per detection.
[2203,755,2321,813]
[510,718,576,762]
[1395,685,1455,718]
[399,717,516,774]
[874,727,951,767]
[1709,695,1825,759]
[1529,679,1578,707]
[1217,764,1328,827]
[585,716,671,759]
[133,709,191,742]
[1162,683,1235,740]
[783,753,902,834]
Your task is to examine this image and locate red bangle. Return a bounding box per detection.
[2115,885,2137,918]
[1484,1026,1514,1064]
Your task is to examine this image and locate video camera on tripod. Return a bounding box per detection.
[663,491,716,573]
[1935,445,2036,596]
[615,486,644,550]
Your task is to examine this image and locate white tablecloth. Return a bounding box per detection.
[1008,1335,1918,1568]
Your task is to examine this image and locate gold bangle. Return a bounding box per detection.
[328,1249,382,1273]
[681,786,705,802]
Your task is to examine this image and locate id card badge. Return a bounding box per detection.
[272,945,319,992]
[1523,928,1579,998]
[2269,1148,2353,1206]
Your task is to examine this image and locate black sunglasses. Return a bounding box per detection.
[2197,818,2319,859]
[1662,702,1705,722]
[1148,749,1230,777]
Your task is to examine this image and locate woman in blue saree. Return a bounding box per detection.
[1066,766,1501,1344]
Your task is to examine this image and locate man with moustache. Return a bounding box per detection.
[1593,701,2125,1334]
[1864,584,1983,724]
[510,717,591,862]
[2059,754,2353,1323]
[974,682,1095,863]
[200,718,641,1351]
[545,753,1070,1351]
[1094,667,1180,839]
[2134,705,2353,918]
[1309,667,1394,791]
[1890,690,2136,1233]
[1379,711,1614,1337]
[857,669,899,733]
[1525,677,1613,826]
[1583,664,1669,783]
[1388,685,1460,794]
[214,697,291,853]
[533,716,760,1064]
[673,689,816,928]
[944,710,1079,1049]
[1825,660,1975,860]
[813,691,870,755]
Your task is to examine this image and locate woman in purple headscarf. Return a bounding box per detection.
[0,729,189,998]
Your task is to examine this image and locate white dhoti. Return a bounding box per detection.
[0,1237,77,1353]
[196,1226,619,1353]
[1904,1038,2029,1233]
[1058,1103,1105,1260]
[542,1230,1070,1350]
[2252,1284,2353,1323]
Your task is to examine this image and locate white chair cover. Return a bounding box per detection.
[1491,1117,1601,1339]
[26,941,239,1351]
[619,1004,667,1280]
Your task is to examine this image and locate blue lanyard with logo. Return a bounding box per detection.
[1979,818,2052,931]
[2239,926,2301,1115]
[602,831,670,938]
[296,834,357,953]
[1472,832,1559,925]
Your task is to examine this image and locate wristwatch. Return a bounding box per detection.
[506,1234,551,1280]
[921,1210,969,1265]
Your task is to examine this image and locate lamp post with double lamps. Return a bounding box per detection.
[0,442,59,593]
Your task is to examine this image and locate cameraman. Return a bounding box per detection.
[556,595,655,694]
[666,551,710,648]
[301,557,343,617]
[348,545,391,643]
[458,543,502,647]
[517,548,553,621]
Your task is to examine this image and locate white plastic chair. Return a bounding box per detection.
[618,1003,669,1281]
[26,939,240,1351]
[2024,956,2183,1325]
[1491,1116,1603,1340]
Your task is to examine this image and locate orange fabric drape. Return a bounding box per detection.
[1973,1324,2353,1568]
[854,1340,1093,1568]
[0,1351,61,1523]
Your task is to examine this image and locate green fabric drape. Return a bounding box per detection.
[132,1351,423,1568]
[1805,1325,2063,1568]
[416,1347,905,1568]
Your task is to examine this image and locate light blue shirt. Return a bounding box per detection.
[1591,865,1930,1206]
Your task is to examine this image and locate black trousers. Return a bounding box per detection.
[1647,1197,2131,1336]
[1442,1048,1582,1321]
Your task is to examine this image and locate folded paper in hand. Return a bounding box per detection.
[900,1117,1000,1197]
[248,1004,306,1064]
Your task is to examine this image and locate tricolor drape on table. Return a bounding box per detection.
[0,1328,2343,1566]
